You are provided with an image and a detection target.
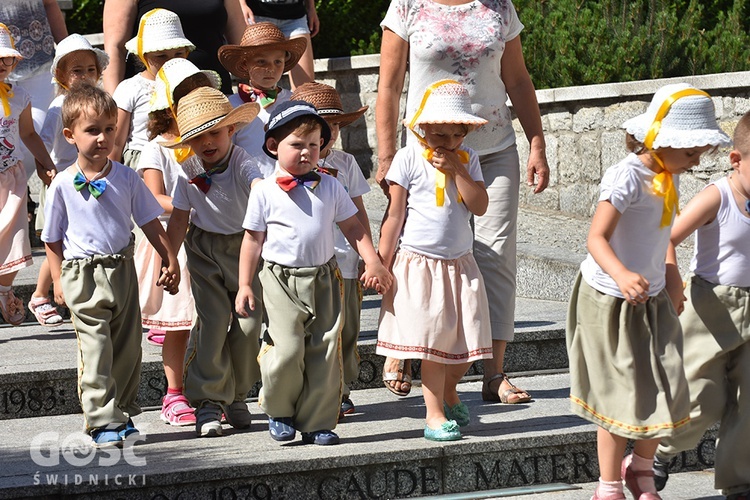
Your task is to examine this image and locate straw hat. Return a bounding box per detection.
[151,58,221,112]
[622,83,731,150]
[218,22,307,78]
[290,82,368,128]
[263,100,332,158]
[160,87,260,148]
[405,80,487,130]
[0,24,23,59]
[51,34,109,80]
[124,9,195,64]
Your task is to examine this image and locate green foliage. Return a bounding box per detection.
[312,0,389,58]
[65,0,104,36]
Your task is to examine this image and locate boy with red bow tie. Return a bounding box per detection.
[164,86,264,438]
[218,22,306,178]
[235,101,392,446]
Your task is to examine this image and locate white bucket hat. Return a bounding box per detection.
[622,83,731,150]
[151,58,221,113]
[124,9,195,66]
[0,24,23,59]
[51,34,109,83]
[405,80,487,138]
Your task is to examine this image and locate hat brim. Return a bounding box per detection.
[160,102,260,148]
[125,37,196,58]
[0,49,23,59]
[623,114,732,149]
[319,106,368,128]
[51,48,110,79]
[218,38,308,78]
[150,70,223,112]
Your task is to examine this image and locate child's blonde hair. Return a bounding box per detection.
[62,83,118,130]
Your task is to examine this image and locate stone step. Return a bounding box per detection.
[0,373,717,499]
[0,294,568,421]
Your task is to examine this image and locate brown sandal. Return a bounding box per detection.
[0,288,25,326]
[482,373,531,404]
[382,358,412,397]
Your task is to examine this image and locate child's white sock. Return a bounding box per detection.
[624,452,657,493]
[596,478,624,498]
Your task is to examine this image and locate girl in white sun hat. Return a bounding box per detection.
[0,23,56,326]
[111,8,194,169]
[30,33,110,327]
[566,83,731,500]
[134,58,220,426]
[377,80,492,442]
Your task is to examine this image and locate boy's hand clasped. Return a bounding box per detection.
[157,266,180,295]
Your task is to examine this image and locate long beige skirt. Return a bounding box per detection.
[377,249,493,364]
[134,221,194,331]
[566,273,691,440]
[0,162,32,275]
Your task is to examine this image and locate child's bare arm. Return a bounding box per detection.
[44,241,65,306]
[166,208,190,257]
[141,218,180,294]
[351,195,372,240]
[19,105,55,177]
[587,200,649,304]
[235,230,265,317]
[428,148,488,215]
[110,108,131,162]
[142,169,174,215]
[377,183,407,269]
[338,216,393,293]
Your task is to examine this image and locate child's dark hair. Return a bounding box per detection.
[54,52,103,94]
[266,116,322,143]
[61,83,118,129]
[173,73,212,106]
[147,108,174,141]
[625,133,646,154]
[733,111,750,155]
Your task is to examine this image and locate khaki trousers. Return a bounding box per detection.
[183,226,263,407]
[657,276,750,495]
[258,258,343,432]
[60,243,142,432]
[341,278,362,398]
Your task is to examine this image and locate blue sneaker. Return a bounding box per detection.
[118,419,139,440]
[301,430,339,445]
[268,417,295,441]
[91,428,122,448]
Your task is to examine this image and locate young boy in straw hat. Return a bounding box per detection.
[290,82,370,417]
[377,80,492,442]
[651,112,750,500]
[41,83,179,448]
[111,8,194,168]
[0,23,56,326]
[31,33,110,327]
[164,86,263,438]
[135,58,221,425]
[218,22,306,178]
[235,100,392,445]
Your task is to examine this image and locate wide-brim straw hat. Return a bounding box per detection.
[404,79,487,135]
[51,34,109,81]
[622,83,731,150]
[218,22,307,78]
[0,24,23,59]
[124,9,195,64]
[151,58,221,112]
[291,82,368,128]
[160,86,260,148]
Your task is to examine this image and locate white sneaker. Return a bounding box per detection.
[196,403,223,437]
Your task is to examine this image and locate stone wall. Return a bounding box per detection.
[311,54,750,218]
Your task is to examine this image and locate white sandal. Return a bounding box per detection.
[28,296,63,326]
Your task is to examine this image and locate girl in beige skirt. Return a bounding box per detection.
[567,83,730,500]
[377,81,493,442]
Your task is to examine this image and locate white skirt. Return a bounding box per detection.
[0,162,32,275]
[377,249,493,364]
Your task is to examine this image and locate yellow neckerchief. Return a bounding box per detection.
[643,88,710,227]
[0,82,13,117]
[408,79,468,206]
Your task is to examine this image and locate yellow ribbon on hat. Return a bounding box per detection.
[409,79,468,206]
[172,144,193,163]
[154,67,194,163]
[643,88,710,227]
[136,9,162,66]
[0,82,13,117]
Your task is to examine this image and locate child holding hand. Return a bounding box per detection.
[235,100,391,446]
[111,9,193,167]
[652,112,750,500]
[376,80,493,442]
[566,83,731,500]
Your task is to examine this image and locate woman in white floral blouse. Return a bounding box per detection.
[375,0,549,403]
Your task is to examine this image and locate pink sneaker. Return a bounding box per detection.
[622,455,662,500]
[160,393,196,426]
[146,329,166,346]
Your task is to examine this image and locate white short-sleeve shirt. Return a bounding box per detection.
[0,84,31,172]
[39,94,78,170]
[41,161,163,260]
[243,169,358,267]
[112,74,155,153]
[172,146,262,234]
[137,137,191,223]
[580,153,675,298]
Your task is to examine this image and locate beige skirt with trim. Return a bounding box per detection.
[566,273,691,440]
[0,162,32,275]
[377,249,493,364]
